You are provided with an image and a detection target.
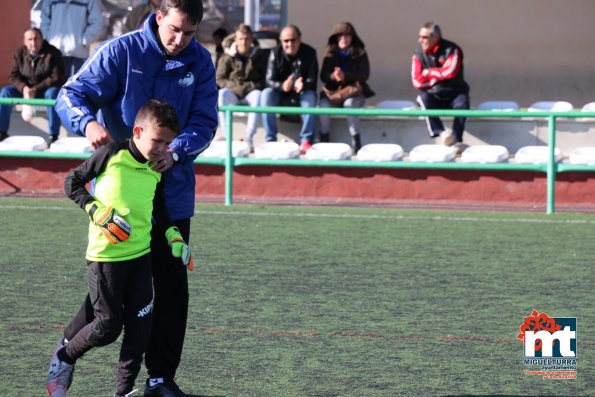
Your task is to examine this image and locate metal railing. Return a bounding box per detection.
[2,97,595,213]
[220,105,595,213]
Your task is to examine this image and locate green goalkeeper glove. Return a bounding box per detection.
[165,226,195,271]
[85,201,132,244]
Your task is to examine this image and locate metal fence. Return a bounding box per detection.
[2,97,595,213]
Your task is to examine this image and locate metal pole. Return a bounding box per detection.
[244,0,257,29]
[224,109,234,206]
[546,115,557,214]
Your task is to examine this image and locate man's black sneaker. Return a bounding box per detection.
[144,379,188,397]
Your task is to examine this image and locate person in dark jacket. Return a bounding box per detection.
[0,27,66,142]
[260,24,318,154]
[216,24,268,150]
[319,21,374,152]
[411,21,470,145]
[122,0,163,33]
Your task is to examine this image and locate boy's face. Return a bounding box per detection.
[132,122,176,162]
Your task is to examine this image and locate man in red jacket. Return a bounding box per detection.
[411,21,470,146]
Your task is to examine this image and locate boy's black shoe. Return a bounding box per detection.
[0,131,8,142]
[144,379,188,397]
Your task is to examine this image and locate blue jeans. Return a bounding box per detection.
[0,85,61,136]
[260,88,317,143]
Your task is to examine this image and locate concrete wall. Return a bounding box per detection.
[5,1,594,109]
[289,0,595,108]
[1,1,30,85]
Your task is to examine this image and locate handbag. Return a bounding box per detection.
[322,81,363,105]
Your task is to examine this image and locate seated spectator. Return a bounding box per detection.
[0,28,66,143]
[411,21,470,146]
[41,0,105,77]
[212,27,229,68]
[260,25,318,154]
[319,22,374,153]
[216,24,268,152]
[122,0,162,34]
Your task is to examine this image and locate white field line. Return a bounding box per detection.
[1,204,595,225]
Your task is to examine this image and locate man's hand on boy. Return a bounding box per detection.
[85,201,132,244]
[149,151,176,173]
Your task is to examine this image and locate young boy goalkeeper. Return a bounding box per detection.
[46,99,193,397]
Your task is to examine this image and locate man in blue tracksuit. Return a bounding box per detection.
[54,1,218,396]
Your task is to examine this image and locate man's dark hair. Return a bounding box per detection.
[160,0,204,25]
[135,99,180,135]
[25,27,43,38]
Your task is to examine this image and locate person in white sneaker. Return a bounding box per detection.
[216,23,268,152]
[0,27,66,143]
[411,21,470,146]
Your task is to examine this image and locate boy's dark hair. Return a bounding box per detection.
[160,0,204,25]
[135,99,180,135]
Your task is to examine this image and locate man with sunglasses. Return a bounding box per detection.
[411,21,470,146]
[260,24,318,154]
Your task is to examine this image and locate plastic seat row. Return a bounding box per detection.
[376,99,595,112]
[2,135,594,166]
[0,136,92,153]
[200,140,595,165]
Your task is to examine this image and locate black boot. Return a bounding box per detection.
[351,133,362,153]
[319,132,330,143]
[0,131,7,142]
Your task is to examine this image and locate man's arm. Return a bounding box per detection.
[302,47,318,92]
[423,48,463,82]
[265,48,283,90]
[55,42,120,145]
[7,50,27,92]
[411,55,434,90]
[169,56,218,161]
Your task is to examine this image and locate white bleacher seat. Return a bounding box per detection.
[568,147,595,165]
[477,101,520,111]
[461,145,509,163]
[305,143,352,160]
[253,141,300,159]
[581,102,595,112]
[47,137,93,153]
[514,146,562,164]
[408,144,457,162]
[200,140,251,158]
[376,100,416,110]
[0,135,48,151]
[356,143,404,161]
[528,101,573,112]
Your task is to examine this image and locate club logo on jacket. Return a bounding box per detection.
[131,64,143,75]
[178,72,194,87]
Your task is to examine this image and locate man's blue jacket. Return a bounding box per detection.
[56,14,218,221]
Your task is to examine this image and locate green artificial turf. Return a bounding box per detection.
[0,197,593,396]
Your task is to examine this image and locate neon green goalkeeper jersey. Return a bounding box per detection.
[65,139,163,262]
